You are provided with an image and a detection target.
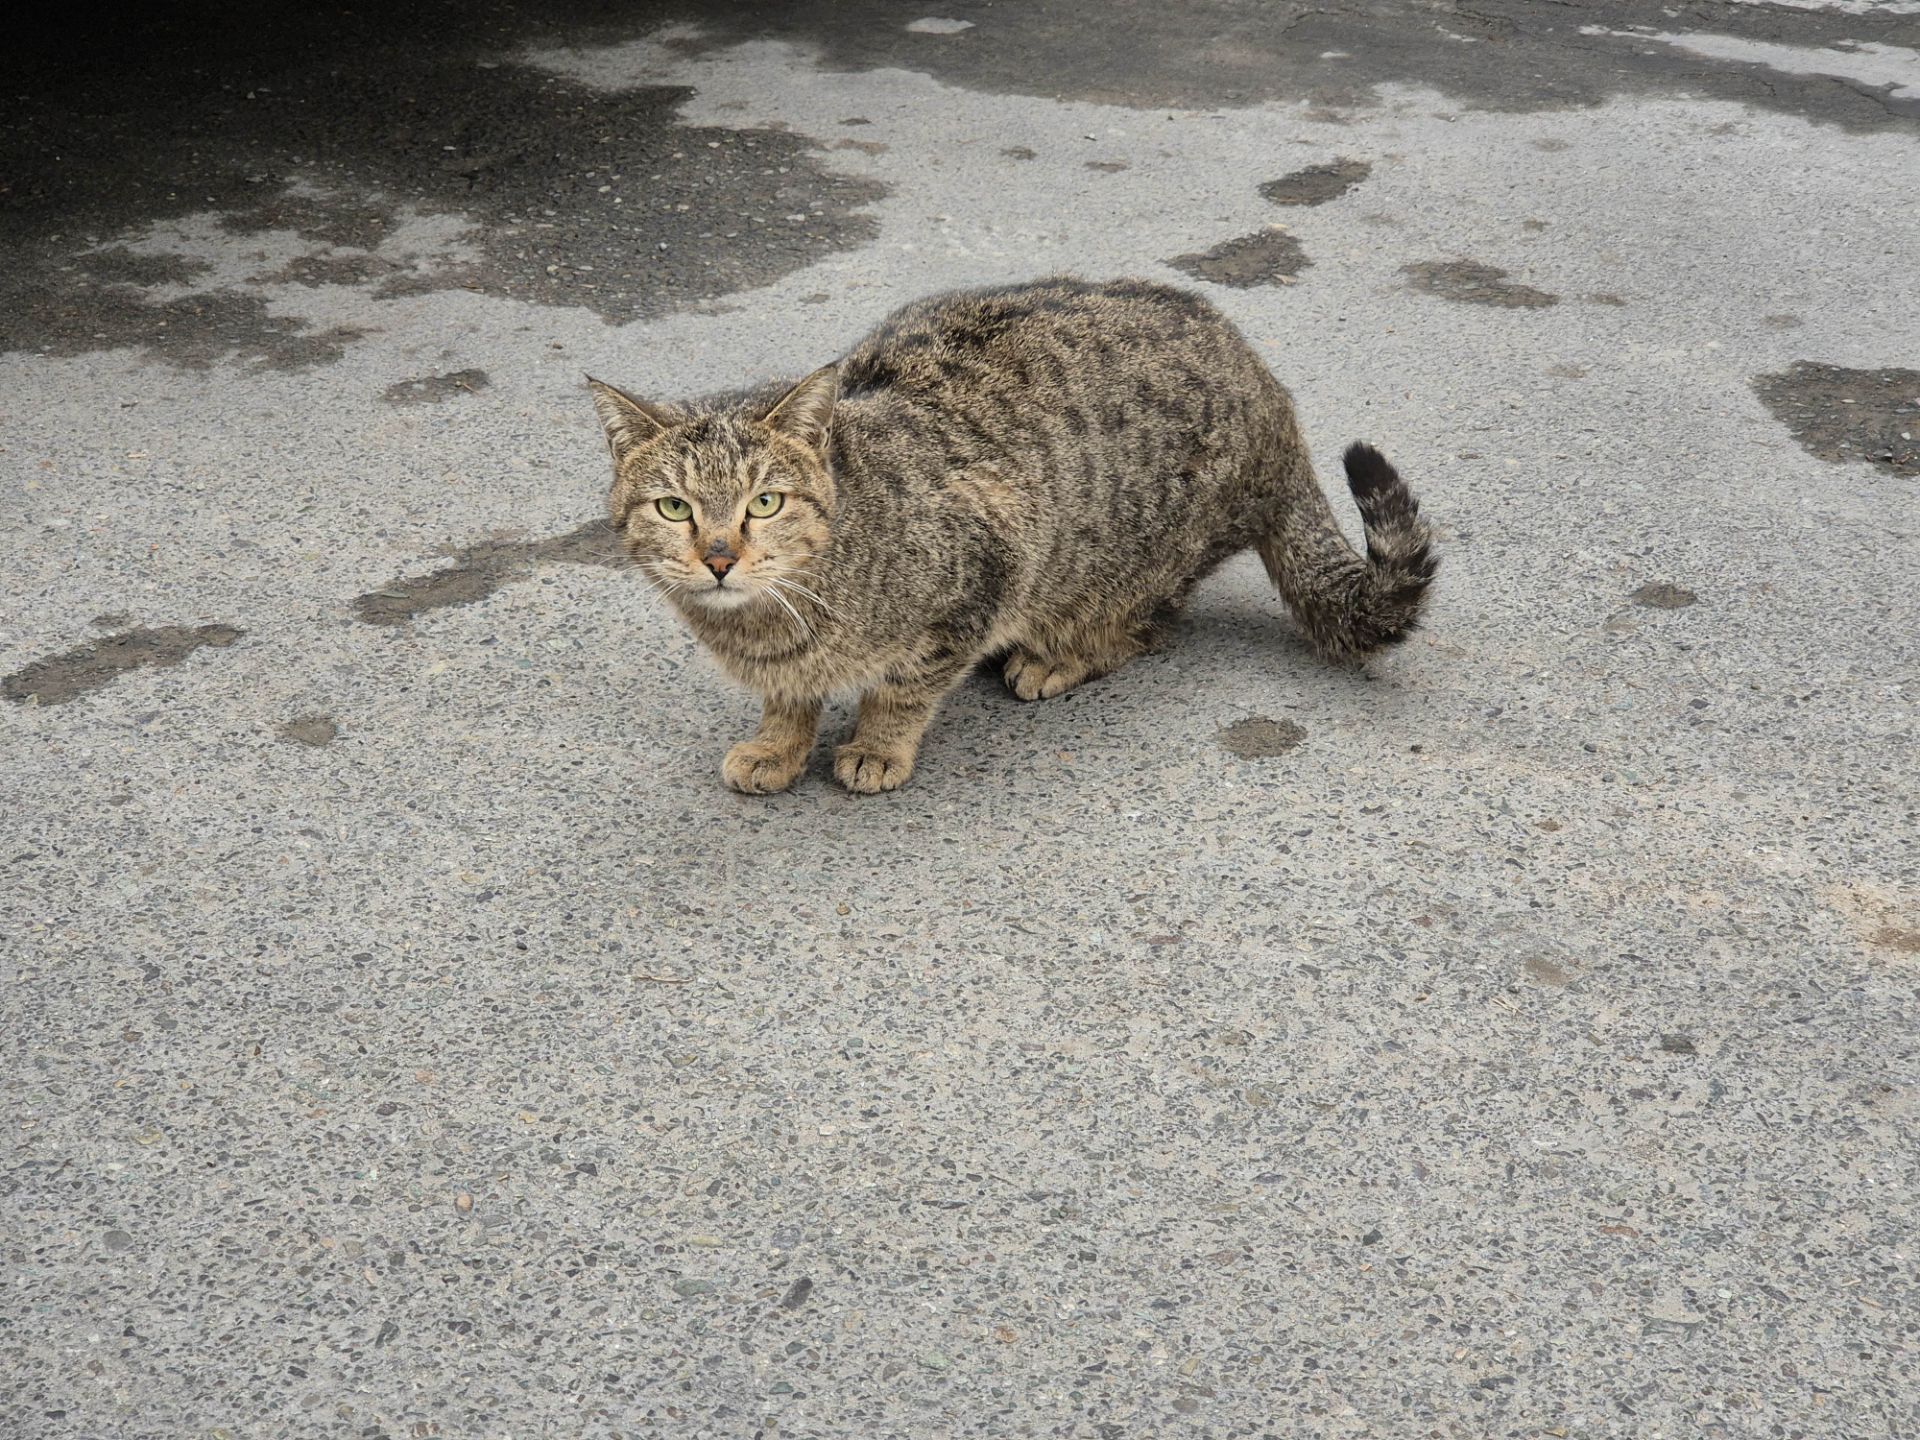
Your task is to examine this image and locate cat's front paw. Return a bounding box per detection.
[833,742,914,794]
[723,741,806,795]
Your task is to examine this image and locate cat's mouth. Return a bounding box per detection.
[691,581,757,612]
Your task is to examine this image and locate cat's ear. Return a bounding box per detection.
[762,364,838,456]
[586,376,675,461]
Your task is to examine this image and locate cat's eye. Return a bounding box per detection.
[746,492,785,520]
[655,496,693,522]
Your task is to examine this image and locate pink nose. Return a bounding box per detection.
[705,552,736,578]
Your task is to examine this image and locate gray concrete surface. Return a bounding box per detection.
[3,2,1917,1436]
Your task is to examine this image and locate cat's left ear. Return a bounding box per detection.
[762,364,838,456]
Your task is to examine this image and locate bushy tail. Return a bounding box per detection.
[1256,442,1437,662]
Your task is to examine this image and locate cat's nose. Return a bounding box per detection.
[704,552,736,579]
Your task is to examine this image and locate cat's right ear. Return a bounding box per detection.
[586,376,675,462]
[762,364,839,456]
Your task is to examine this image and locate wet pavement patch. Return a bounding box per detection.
[353,520,624,625]
[3,624,244,706]
[1630,582,1697,610]
[1402,260,1557,309]
[1260,158,1371,206]
[279,715,340,747]
[625,0,1920,132]
[0,7,887,367]
[1219,717,1307,758]
[1170,229,1309,288]
[382,369,492,406]
[74,248,211,287]
[1751,363,1920,478]
[0,1,1909,367]
[1524,956,1572,987]
[2,281,369,370]
[9,3,1897,366]
[254,253,402,289]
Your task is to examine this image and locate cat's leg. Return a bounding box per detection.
[834,664,967,793]
[1001,612,1160,702]
[723,694,822,794]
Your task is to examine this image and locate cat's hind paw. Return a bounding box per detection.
[1003,650,1091,702]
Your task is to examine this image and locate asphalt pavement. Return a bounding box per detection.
[3,2,1917,1436]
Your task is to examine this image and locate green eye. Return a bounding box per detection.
[655,496,692,522]
[746,492,785,519]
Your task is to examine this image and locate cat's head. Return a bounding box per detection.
[588,366,838,615]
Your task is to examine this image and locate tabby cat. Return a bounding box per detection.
[588,277,1435,794]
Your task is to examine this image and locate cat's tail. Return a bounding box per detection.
[1255,442,1437,662]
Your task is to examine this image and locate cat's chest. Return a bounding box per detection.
[693,612,896,698]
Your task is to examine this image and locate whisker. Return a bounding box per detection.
[761,584,811,641]
[763,577,838,614]
[758,567,840,616]
[760,576,829,622]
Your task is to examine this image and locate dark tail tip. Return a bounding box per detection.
[1343,442,1399,500]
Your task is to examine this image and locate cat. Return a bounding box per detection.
[587,276,1435,794]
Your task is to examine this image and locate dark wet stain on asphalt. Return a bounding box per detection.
[0,4,887,367]
[3,624,245,706]
[74,249,212,287]
[254,252,403,290]
[1524,956,1572,988]
[353,520,624,625]
[1171,229,1309,288]
[1260,158,1371,206]
[648,0,1920,128]
[1402,259,1557,310]
[1630,583,1698,610]
[3,0,1901,360]
[279,715,341,747]
[1219,717,1308,759]
[383,369,493,405]
[1752,363,1920,477]
[7,281,371,370]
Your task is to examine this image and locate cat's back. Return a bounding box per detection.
[838,276,1254,403]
